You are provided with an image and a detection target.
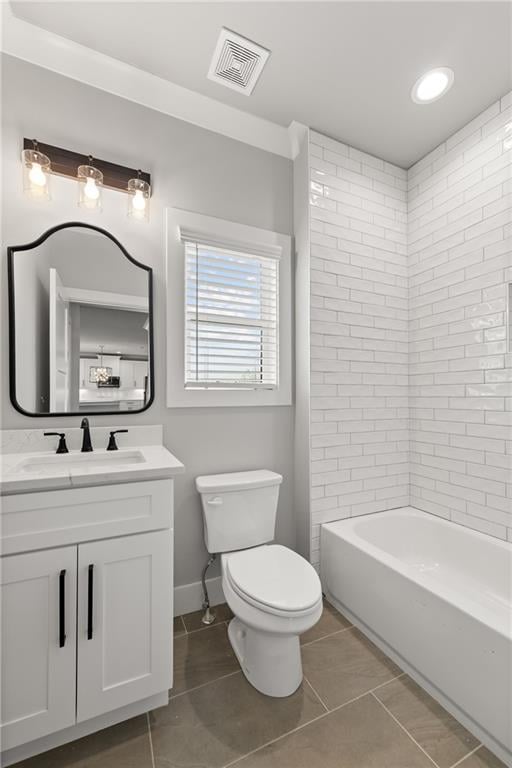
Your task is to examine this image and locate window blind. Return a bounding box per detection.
[184,240,279,389]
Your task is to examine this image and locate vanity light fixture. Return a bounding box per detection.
[127,171,151,222]
[77,157,103,210]
[411,67,454,104]
[21,140,51,199]
[21,139,151,221]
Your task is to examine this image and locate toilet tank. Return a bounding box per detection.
[195,470,283,553]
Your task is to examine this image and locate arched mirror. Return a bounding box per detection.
[8,222,154,416]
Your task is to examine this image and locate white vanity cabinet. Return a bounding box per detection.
[1,547,78,748]
[0,461,181,767]
[76,531,171,722]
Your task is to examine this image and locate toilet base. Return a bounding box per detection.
[227,616,303,698]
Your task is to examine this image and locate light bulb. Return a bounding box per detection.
[132,189,146,211]
[84,177,100,200]
[22,147,51,199]
[127,177,150,221]
[28,162,47,187]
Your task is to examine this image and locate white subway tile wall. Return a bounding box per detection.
[308,93,512,566]
[308,132,409,567]
[408,93,512,542]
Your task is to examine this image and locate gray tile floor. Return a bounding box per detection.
[15,601,506,768]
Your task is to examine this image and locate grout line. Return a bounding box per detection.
[184,620,229,636]
[303,675,329,712]
[146,712,155,768]
[224,674,407,768]
[448,744,483,768]
[371,691,441,768]
[222,707,332,767]
[301,624,354,647]
[223,690,381,768]
[323,675,406,715]
[169,670,241,700]
[368,671,406,694]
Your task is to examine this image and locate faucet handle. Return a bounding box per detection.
[44,432,69,454]
[106,429,128,451]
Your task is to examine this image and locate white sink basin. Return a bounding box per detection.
[1,439,184,495]
[20,450,146,473]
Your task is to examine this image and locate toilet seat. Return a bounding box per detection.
[223,545,322,618]
[221,545,323,696]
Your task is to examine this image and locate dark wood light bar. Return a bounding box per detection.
[23,139,151,194]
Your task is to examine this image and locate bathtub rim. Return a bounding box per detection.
[321,506,512,640]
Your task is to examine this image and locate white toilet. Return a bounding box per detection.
[195,469,322,698]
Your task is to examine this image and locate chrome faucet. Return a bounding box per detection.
[80,418,93,452]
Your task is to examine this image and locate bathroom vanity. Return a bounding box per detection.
[0,425,183,766]
[1,222,175,764]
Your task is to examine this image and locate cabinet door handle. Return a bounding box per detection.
[59,569,66,648]
[87,564,94,640]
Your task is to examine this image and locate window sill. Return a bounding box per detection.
[167,387,292,408]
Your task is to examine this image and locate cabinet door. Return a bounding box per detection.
[133,361,147,389]
[1,547,77,750]
[118,360,133,389]
[77,531,172,722]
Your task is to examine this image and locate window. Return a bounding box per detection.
[166,208,292,407]
[184,241,278,390]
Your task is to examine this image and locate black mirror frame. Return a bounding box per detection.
[7,221,155,418]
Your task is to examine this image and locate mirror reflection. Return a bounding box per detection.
[9,224,153,415]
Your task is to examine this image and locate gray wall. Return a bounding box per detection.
[1,55,295,589]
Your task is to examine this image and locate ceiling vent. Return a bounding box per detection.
[207,28,270,96]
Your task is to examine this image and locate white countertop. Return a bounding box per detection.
[0,444,185,495]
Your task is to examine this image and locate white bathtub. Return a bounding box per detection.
[321,507,512,766]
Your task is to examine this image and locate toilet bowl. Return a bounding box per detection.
[221,544,322,697]
[195,469,323,697]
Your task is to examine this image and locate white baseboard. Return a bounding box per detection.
[174,576,224,617]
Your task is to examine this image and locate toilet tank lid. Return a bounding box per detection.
[196,469,283,494]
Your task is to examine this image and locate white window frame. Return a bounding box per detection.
[166,207,292,407]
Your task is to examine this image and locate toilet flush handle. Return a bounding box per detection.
[207,497,223,506]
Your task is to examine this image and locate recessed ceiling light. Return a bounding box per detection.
[411,68,454,104]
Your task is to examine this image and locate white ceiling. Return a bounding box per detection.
[79,306,149,357]
[10,1,512,167]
